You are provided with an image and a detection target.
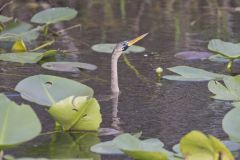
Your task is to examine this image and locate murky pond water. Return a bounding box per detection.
[2,0,240,159]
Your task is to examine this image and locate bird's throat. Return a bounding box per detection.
[111,51,122,94]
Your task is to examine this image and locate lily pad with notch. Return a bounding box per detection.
[91,133,172,160]
[208,75,240,101]
[208,39,240,58]
[31,7,77,24]
[174,51,213,60]
[41,62,97,73]
[0,94,41,148]
[48,96,101,131]
[163,66,227,81]
[91,43,145,54]
[0,50,56,64]
[15,74,94,106]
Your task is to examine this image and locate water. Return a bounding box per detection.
[2,0,240,159]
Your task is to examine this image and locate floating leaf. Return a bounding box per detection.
[91,43,145,54]
[0,94,41,148]
[0,50,56,63]
[174,51,213,60]
[15,74,94,106]
[163,66,227,81]
[31,7,77,24]
[48,96,101,131]
[0,21,40,42]
[11,39,27,52]
[91,133,170,160]
[208,39,240,58]
[223,108,240,142]
[180,130,234,160]
[41,62,97,73]
[0,15,12,23]
[91,141,124,155]
[208,75,240,101]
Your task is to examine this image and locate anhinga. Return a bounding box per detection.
[111,33,148,94]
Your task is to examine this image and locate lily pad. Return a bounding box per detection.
[0,21,40,42]
[163,66,227,81]
[15,74,94,106]
[91,43,145,54]
[41,62,97,73]
[180,130,234,160]
[223,108,240,142]
[208,75,240,101]
[0,15,12,23]
[48,96,101,131]
[174,51,213,60]
[91,133,170,160]
[0,50,56,64]
[0,94,41,148]
[208,39,240,58]
[31,7,77,24]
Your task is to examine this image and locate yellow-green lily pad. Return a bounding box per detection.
[49,96,101,131]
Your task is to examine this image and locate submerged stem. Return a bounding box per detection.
[43,25,49,36]
[226,59,233,73]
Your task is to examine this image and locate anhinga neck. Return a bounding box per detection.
[111,49,123,94]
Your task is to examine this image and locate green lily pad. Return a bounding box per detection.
[91,133,170,160]
[91,43,145,54]
[0,94,41,148]
[163,66,227,81]
[208,75,240,101]
[0,50,56,64]
[180,130,234,160]
[41,62,97,73]
[223,108,240,142]
[208,39,240,58]
[15,75,94,106]
[48,96,101,131]
[0,15,12,23]
[31,7,77,24]
[0,21,40,42]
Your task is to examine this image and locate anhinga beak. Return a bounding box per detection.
[127,33,148,47]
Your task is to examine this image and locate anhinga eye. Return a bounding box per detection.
[122,41,129,51]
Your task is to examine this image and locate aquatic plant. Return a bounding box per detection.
[91,131,234,160]
[49,96,101,131]
[208,75,240,103]
[0,94,41,160]
[223,107,240,143]
[208,39,240,73]
[31,7,77,35]
[15,75,101,131]
[0,94,41,148]
[15,75,94,106]
[91,133,171,160]
[0,50,56,64]
[41,62,97,73]
[0,7,78,64]
[91,43,145,54]
[163,66,227,81]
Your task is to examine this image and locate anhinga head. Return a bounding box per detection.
[113,33,149,53]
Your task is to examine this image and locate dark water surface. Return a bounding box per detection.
[2,0,240,159]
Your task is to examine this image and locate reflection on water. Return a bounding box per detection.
[2,0,240,159]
